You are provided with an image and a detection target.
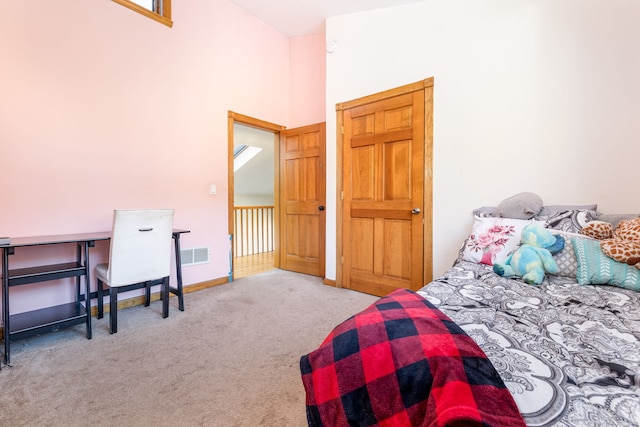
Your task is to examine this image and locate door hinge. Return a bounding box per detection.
[341,256,344,264]
[341,126,344,134]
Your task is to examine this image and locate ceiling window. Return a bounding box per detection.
[113,0,172,28]
[234,145,263,172]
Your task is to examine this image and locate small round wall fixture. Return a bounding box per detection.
[326,40,338,53]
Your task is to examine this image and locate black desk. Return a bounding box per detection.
[1,229,189,366]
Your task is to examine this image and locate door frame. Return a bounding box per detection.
[227,111,286,276]
[335,78,434,288]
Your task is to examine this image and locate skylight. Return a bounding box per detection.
[234,144,263,172]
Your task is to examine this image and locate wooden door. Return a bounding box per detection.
[280,123,326,277]
[340,80,433,296]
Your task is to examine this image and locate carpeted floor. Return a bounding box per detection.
[0,269,378,426]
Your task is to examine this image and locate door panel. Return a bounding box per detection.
[341,83,431,296]
[280,123,326,277]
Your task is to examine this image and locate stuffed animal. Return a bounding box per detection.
[493,223,565,285]
[581,217,640,269]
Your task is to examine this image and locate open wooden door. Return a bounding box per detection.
[280,123,326,277]
[339,79,433,296]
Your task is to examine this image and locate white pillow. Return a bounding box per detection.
[462,217,540,266]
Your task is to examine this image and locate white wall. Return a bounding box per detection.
[325,0,640,279]
[235,194,274,206]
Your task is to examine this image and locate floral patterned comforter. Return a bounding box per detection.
[417,260,640,426]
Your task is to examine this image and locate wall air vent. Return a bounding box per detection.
[180,247,210,266]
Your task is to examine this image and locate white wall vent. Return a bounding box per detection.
[180,247,209,266]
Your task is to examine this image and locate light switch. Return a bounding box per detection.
[210,184,217,195]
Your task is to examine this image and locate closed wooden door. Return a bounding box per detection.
[280,123,326,277]
[340,80,433,296]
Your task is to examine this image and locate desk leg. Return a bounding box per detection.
[75,243,82,307]
[83,241,92,340]
[172,233,185,311]
[2,248,10,366]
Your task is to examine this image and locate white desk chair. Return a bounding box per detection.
[96,209,174,334]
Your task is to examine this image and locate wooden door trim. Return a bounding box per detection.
[335,78,434,288]
[423,84,434,284]
[335,108,345,288]
[337,78,433,111]
[227,111,286,273]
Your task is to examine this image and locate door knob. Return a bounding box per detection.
[319,206,325,211]
[411,208,421,214]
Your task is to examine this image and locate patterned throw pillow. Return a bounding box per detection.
[571,237,640,291]
[535,209,601,233]
[537,204,598,216]
[462,217,539,266]
[550,231,587,278]
[472,207,497,218]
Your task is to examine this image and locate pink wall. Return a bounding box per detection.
[289,34,326,127]
[0,0,326,313]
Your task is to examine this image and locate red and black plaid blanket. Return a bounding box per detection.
[300,289,526,427]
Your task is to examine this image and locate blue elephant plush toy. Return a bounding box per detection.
[493,223,565,285]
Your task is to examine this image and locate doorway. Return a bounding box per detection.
[228,112,284,279]
[228,113,328,280]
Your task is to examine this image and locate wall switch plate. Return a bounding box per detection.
[210,184,217,195]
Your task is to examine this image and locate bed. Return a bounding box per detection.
[301,205,640,426]
[417,259,640,426]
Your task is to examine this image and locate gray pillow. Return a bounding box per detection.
[497,192,543,219]
[598,213,640,229]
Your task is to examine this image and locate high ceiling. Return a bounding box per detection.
[228,0,427,37]
[231,1,428,200]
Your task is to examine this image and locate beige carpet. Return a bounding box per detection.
[0,269,378,427]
